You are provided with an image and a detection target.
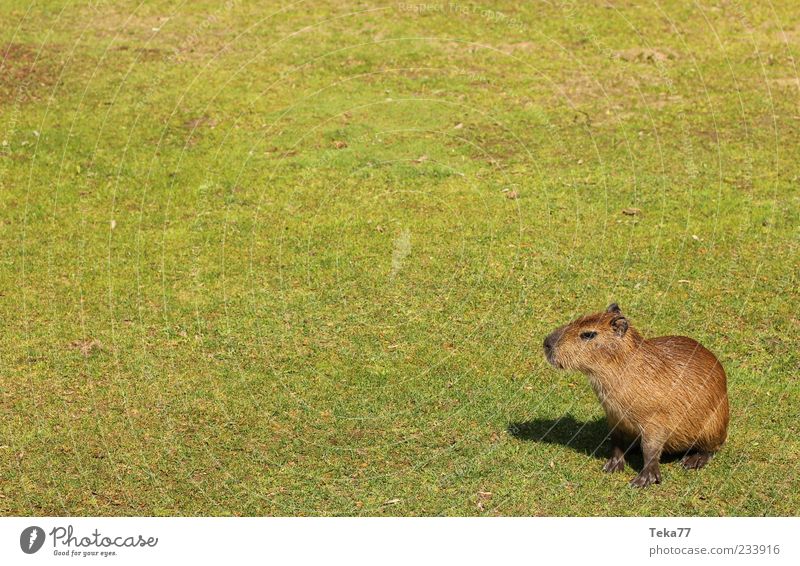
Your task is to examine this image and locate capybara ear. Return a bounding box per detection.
[606,303,622,314]
[610,315,628,336]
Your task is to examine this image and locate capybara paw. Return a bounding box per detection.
[630,468,661,488]
[602,456,625,473]
[681,452,712,470]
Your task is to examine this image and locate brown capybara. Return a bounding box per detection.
[543,304,729,487]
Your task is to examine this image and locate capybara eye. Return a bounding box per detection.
[580,331,598,340]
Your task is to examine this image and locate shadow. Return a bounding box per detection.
[508,415,610,459]
[507,415,647,470]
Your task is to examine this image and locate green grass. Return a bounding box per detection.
[1,0,798,516]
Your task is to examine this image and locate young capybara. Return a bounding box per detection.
[543,304,729,487]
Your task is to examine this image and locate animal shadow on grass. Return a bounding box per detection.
[507,415,656,472]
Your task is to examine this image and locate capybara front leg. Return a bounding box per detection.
[630,435,663,488]
[603,431,626,473]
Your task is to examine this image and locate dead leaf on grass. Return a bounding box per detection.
[476,490,492,511]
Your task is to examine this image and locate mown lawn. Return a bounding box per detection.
[1,0,798,516]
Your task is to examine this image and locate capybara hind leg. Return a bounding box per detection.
[681,451,713,470]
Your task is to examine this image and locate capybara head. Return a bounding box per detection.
[543,303,640,372]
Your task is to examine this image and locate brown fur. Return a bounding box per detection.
[543,304,729,487]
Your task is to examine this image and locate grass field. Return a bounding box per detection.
[1,0,798,516]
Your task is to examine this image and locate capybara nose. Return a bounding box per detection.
[543,335,554,353]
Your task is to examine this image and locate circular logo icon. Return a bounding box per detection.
[20,526,45,554]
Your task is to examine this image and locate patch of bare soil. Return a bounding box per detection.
[84,5,232,62]
[613,48,678,64]
[771,77,800,90]
[112,44,172,62]
[183,115,218,130]
[69,339,102,357]
[0,43,56,104]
